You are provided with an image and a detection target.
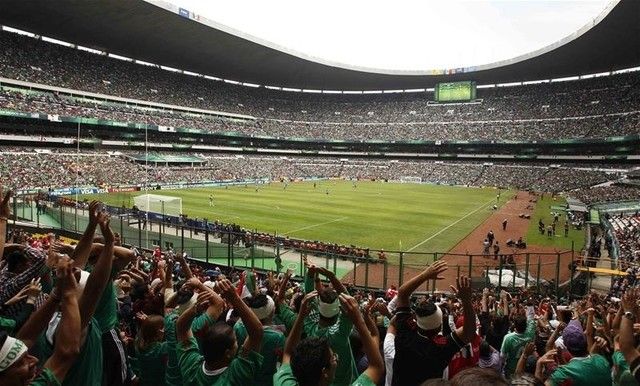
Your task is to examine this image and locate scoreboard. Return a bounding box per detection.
[434,81,476,102]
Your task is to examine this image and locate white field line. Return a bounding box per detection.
[283,217,349,235]
[405,199,495,252]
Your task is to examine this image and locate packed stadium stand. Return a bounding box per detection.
[1,30,640,142]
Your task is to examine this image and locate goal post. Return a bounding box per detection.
[133,194,182,216]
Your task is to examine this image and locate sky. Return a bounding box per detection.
[170,0,612,72]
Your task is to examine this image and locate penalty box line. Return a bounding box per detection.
[282,217,349,235]
[405,198,496,253]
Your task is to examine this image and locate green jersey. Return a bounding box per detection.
[164,312,182,386]
[164,311,218,386]
[273,363,376,386]
[39,318,103,386]
[191,313,216,348]
[278,305,356,386]
[500,319,536,377]
[234,321,285,386]
[549,354,612,386]
[135,341,169,386]
[177,336,264,386]
[85,266,119,333]
[613,351,637,386]
[30,367,60,386]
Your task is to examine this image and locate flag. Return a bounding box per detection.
[236,270,256,298]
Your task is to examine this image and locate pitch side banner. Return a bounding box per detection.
[107,186,140,193]
[50,187,107,196]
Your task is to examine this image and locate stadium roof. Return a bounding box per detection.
[0,0,638,90]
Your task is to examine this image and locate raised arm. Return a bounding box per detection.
[500,290,510,317]
[175,253,193,280]
[620,288,640,366]
[176,291,215,344]
[546,322,566,352]
[282,291,317,364]
[42,257,81,383]
[71,201,100,269]
[317,267,347,294]
[218,279,263,354]
[481,288,489,313]
[78,213,114,329]
[612,305,624,333]
[584,308,595,349]
[453,276,475,344]
[515,342,536,376]
[339,293,384,384]
[96,244,137,272]
[397,260,447,308]
[16,284,61,349]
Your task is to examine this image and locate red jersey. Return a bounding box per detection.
[447,334,481,379]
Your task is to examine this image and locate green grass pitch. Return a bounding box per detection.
[81,181,509,257]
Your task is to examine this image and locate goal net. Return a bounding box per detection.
[399,176,422,183]
[133,194,182,216]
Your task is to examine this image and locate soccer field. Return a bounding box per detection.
[81,181,509,255]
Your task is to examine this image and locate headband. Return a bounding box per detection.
[0,336,28,372]
[252,295,275,320]
[416,304,443,331]
[318,299,340,318]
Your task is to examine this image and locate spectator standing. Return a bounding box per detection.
[392,260,475,385]
[501,304,535,378]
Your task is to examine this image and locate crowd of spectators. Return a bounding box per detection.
[1,30,639,142]
[607,214,640,300]
[4,192,640,386]
[1,87,638,142]
[0,149,625,194]
[570,185,640,205]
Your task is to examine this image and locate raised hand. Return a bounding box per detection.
[88,201,101,225]
[556,321,567,332]
[5,278,41,306]
[523,341,536,357]
[456,276,472,301]
[216,279,237,300]
[46,247,62,269]
[338,293,361,321]
[194,291,215,313]
[97,211,114,244]
[185,277,204,291]
[537,349,557,366]
[425,260,448,280]
[275,270,292,306]
[591,336,610,354]
[56,256,78,299]
[299,291,318,317]
[25,278,42,298]
[622,287,640,313]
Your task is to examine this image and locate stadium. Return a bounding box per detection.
[0,0,639,385]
